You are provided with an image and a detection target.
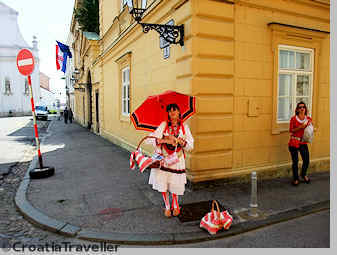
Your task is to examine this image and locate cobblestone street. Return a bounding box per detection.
[0,117,92,249]
[0,158,80,248]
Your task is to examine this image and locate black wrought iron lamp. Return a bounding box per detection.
[127,0,184,46]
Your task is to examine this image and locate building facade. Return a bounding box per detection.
[70,4,100,131]
[71,0,330,182]
[64,31,76,115]
[39,72,57,110]
[39,72,50,91]
[0,2,41,117]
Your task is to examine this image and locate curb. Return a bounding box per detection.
[14,118,81,237]
[15,155,81,237]
[14,119,330,245]
[76,200,330,245]
[15,163,330,245]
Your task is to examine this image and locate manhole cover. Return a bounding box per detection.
[178,200,231,223]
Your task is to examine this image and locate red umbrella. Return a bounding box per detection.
[131,90,196,131]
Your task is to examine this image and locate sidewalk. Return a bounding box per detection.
[15,119,330,245]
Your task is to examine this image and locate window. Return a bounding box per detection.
[24,79,30,95]
[121,66,130,116]
[269,22,328,134]
[277,45,313,122]
[116,52,132,121]
[4,77,11,95]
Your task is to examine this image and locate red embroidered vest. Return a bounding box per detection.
[161,121,186,156]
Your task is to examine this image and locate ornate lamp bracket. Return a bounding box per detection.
[128,1,184,47]
[129,8,146,23]
[140,23,184,46]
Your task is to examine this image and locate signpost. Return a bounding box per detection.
[16,49,35,76]
[16,49,54,179]
[160,20,174,59]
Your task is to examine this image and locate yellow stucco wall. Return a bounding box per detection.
[73,0,330,182]
[231,0,330,180]
[74,90,86,125]
[99,0,193,159]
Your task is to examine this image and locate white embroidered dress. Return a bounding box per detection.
[146,121,194,195]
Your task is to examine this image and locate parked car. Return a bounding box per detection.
[48,109,57,114]
[35,106,48,121]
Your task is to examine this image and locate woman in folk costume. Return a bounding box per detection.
[147,103,194,217]
[288,101,313,186]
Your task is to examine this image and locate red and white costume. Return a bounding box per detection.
[146,121,194,195]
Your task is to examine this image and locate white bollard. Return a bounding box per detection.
[249,171,258,217]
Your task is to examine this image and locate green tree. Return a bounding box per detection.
[74,0,99,34]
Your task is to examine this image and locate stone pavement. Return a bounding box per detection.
[15,119,330,245]
[0,117,49,176]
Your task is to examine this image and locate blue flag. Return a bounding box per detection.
[56,41,72,73]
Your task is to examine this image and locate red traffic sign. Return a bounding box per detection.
[16,49,35,76]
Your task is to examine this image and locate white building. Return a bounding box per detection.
[40,87,57,111]
[0,2,41,117]
[39,72,57,111]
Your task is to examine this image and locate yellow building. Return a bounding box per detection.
[71,0,330,183]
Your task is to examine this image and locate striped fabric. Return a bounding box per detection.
[130,152,136,170]
[130,151,157,173]
[221,211,233,230]
[200,210,233,235]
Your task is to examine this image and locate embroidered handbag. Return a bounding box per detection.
[164,146,179,166]
[200,200,233,235]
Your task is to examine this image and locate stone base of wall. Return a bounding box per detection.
[74,117,89,129]
[186,157,330,190]
[101,129,138,153]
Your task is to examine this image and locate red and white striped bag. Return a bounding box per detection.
[129,151,151,173]
[200,200,233,235]
[220,210,233,230]
[130,150,159,173]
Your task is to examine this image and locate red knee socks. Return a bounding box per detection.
[162,192,180,210]
[162,192,170,210]
[172,193,179,210]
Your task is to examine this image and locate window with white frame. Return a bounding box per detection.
[4,77,11,95]
[121,67,130,116]
[277,45,314,122]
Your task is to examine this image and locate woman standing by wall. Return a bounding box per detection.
[147,103,194,218]
[288,101,313,186]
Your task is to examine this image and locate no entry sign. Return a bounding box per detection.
[16,48,45,170]
[16,49,35,76]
